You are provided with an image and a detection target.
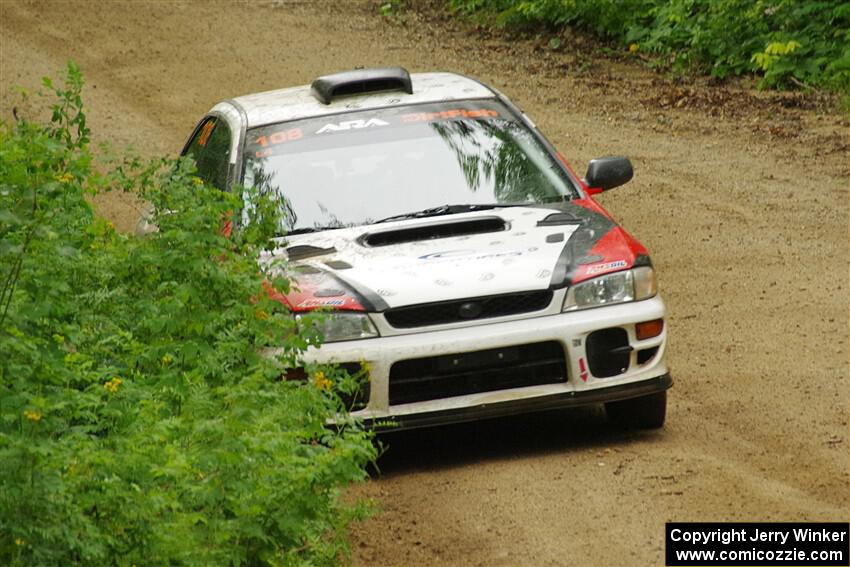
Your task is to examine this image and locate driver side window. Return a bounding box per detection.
[184,117,232,190]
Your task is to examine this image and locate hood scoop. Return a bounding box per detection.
[285,244,336,260]
[359,216,507,247]
[537,212,583,226]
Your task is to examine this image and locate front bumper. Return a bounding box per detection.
[371,373,672,430]
[275,295,671,430]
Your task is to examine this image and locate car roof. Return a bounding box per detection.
[221,72,497,128]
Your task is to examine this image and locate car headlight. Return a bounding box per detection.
[562,267,656,311]
[296,312,379,343]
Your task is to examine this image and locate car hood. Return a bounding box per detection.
[263,201,648,312]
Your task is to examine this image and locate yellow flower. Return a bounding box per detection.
[15,538,24,546]
[104,377,123,393]
[192,176,204,186]
[313,371,332,391]
[55,172,74,184]
[23,409,42,422]
[628,43,640,53]
[161,354,173,366]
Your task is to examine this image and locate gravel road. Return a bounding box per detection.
[2,1,847,565]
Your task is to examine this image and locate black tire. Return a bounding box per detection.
[605,390,667,429]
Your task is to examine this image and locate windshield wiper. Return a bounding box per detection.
[373,202,549,224]
[279,227,320,236]
[279,225,347,237]
[282,198,569,231]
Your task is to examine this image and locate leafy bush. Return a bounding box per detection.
[0,64,376,566]
[447,0,850,92]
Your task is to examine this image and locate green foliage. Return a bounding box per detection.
[447,0,850,92]
[379,0,406,17]
[0,64,376,566]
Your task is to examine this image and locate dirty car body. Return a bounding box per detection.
[181,67,672,430]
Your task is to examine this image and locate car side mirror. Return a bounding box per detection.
[584,156,634,192]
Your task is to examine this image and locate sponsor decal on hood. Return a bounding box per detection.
[585,260,628,275]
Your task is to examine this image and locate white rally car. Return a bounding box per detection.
[181,67,671,430]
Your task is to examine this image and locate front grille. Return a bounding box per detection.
[384,290,553,328]
[389,341,566,405]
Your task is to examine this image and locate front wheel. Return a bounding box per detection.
[605,390,667,429]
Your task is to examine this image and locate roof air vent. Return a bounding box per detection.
[311,67,413,105]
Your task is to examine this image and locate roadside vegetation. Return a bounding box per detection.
[445,0,850,93]
[0,64,376,566]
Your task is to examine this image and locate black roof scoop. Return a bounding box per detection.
[311,67,413,105]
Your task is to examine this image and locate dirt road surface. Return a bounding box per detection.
[2,1,848,565]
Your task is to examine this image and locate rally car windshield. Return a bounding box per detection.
[242,100,579,233]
